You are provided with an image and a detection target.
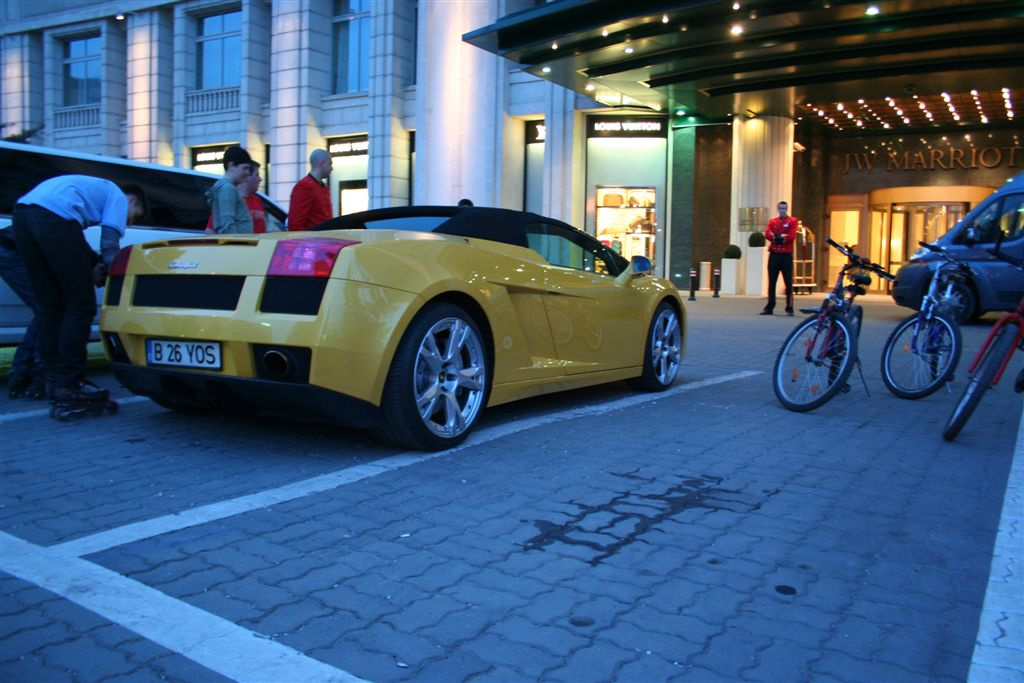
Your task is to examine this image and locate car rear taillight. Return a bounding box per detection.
[109,246,133,276]
[267,239,359,277]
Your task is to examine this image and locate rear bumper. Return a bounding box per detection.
[112,363,380,429]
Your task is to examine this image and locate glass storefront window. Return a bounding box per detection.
[595,186,657,263]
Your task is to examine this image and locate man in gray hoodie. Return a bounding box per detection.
[206,146,254,234]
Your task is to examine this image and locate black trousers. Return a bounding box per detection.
[766,251,794,312]
[11,204,96,387]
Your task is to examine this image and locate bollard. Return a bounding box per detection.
[713,267,721,298]
[688,268,697,301]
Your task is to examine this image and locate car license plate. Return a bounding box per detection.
[146,339,222,369]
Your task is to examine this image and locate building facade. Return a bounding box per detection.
[2,0,1021,291]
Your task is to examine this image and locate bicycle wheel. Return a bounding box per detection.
[943,322,1018,441]
[881,312,961,399]
[773,314,857,412]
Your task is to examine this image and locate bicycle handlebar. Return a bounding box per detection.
[825,237,896,281]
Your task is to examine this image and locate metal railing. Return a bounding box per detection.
[186,86,240,115]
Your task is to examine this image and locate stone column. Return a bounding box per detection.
[540,85,584,227]
[1,33,44,142]
[730,114,794,295]
[268,1,331,211]
[367,0,415,208]
[126,9,173,164]
[414,0,503,206]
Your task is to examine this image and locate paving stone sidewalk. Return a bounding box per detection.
[1,294,1021,682]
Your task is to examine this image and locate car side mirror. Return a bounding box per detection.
[631,255,652,273]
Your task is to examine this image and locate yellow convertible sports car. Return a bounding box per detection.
[101,206,686,450]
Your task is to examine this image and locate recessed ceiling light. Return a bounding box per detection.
[732,2,740,9]
[730,24,743,35]
[865,5,880,16]
[541,66,551,74]
[624,46,635,54]
[585,83,595,91]
[601,29,609,37]
[662,14,669,23]
[551,42,558,50]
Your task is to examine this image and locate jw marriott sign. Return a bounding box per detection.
[842,145,1023,174]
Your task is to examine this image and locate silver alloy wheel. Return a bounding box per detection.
[651,307,682,385]
[413,316,487,440]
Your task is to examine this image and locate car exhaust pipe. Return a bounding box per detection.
[262,350,292,380]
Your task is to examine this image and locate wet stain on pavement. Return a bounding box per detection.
[775,585,797,595]
[521,472,774,565]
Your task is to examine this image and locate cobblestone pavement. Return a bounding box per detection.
[1,294,1021,683]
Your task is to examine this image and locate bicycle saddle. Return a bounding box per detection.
[850,272,872,286]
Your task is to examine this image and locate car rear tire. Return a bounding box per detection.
[628,301,682,391]
[373,302,489,451]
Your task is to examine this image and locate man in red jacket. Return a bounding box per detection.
[288,149,333,231]
[761,200,800,316]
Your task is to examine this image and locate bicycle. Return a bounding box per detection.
[942,245,1024,441]
[880,241,972,399]
[772,238,894,412]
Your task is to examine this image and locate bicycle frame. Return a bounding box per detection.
[965,302,1024,385]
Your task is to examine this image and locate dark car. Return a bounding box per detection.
[891,173,1024,322]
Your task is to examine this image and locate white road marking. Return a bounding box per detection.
[53,370,760,558]
[1,533,367,683]
[0,395,149,423]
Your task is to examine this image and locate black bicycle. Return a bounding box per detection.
[880,242,970,399]
[772,238,894,411]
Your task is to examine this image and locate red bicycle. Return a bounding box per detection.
[942,246,1024,441]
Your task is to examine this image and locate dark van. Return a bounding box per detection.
[891,172,1024,322]
[0,141,286,346]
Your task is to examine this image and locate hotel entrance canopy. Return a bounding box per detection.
[464,0,1024,133]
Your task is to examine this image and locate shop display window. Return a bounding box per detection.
[595,186,656,263]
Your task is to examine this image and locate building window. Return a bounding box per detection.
[63,35,101,106]
[196,10,241,90]
[332,0,370,94]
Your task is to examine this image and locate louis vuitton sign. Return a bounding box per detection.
[842,145,1023,174]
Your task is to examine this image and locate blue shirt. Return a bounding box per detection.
[17,175,129,237]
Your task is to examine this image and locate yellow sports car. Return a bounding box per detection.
[101,206,686,450]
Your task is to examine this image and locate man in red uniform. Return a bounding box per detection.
[287,149,333,231]
[761,200,800,316]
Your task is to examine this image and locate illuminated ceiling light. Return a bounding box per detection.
[585,83,595,91]
[733,1,741,9]
[941,92,950,101]
[623,46,635,54]
[680,24,688,31]
[846,112,853,119]
[675,108,686,115]
[857,99,865,104]
[115,13,126,20]
[541,66,551,74]
[903,117,911,124]
[970,89,979,96]
[883,123,891,129]
[836,103,844,111]
[865,5,880,16]
[662,14,669,23]
[953,114,961,121]
[551,42,558,50]
[601,29,609,37]
[730,24,744,35]
[981,115,989,123]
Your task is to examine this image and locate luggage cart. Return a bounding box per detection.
[793,224,816,294]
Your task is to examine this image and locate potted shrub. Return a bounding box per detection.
[720,244,743,294]
[745,232,768,296]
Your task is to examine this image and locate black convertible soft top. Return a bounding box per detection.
[311,205,572,249]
